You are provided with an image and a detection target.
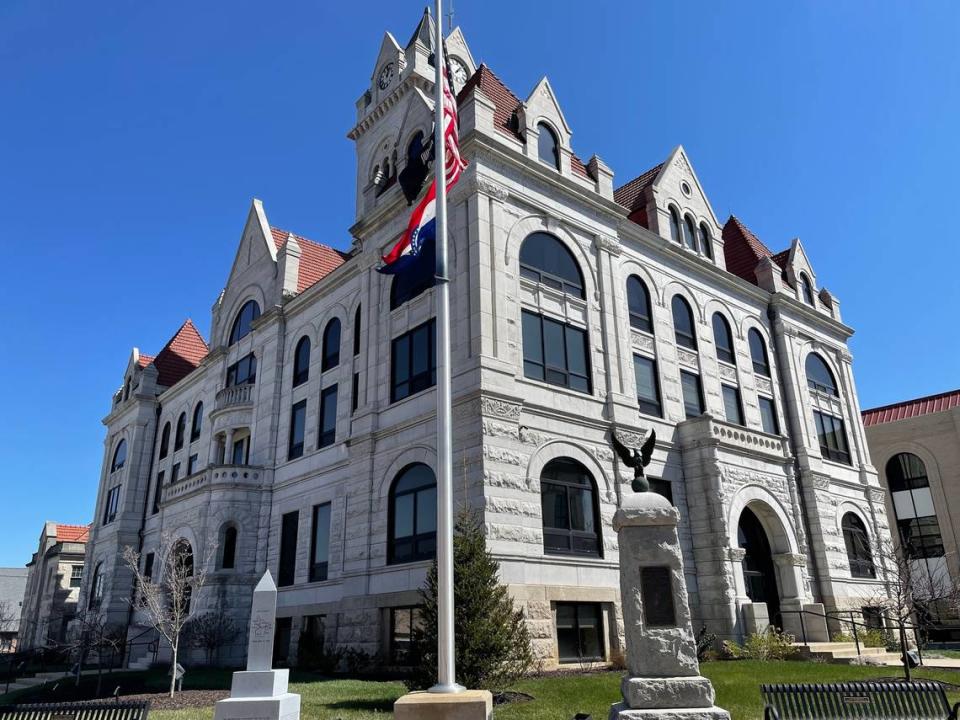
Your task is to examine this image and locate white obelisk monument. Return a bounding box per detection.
[214,571,300,720]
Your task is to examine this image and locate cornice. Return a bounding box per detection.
[346,74,433,140]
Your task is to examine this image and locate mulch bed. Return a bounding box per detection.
[121,689,230,710]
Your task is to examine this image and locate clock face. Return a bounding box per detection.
[450,58,469,90]
[378,62,394,90]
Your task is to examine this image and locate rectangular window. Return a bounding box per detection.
[680,371,704,419]
[633,355,662,417]
[318,385,338,449]
[187,454,198,475]
[69,565,83,588]
[231,437,249,465]
[288,400,307,460]
[391,319,437,402]
[309,503,332,582]
[351,372,360,412]
[278,510,299,587]
[152,471,164,514]
[722,385,744,426]
[758,396,780,435]
[813,411,851,464]
[226,353,257,387]
[171,462,181,483]
[389,607,423,665]
[521,310,591,394]
[556,602,604,662]
[143,552,155,580]
[103,486,121,525]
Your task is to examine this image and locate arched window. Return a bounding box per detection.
[159,422,170,460]
[886,453,945,560]
[712,312,735,364]
[799,274,815,306]
[626,276,653,333]
[683,214,698,251]
[293,336,311,387]
[174,412,186,451]
[322,319,341,372]
[668,206,681,244]
[390,244,436,310]
[190,402,203,443]
[88,562,104,609]
[537,122,560,170]
[699,223,713,259]
[388,463,437,565]
[748,329,771,377]
[671,295,697,350]
[123,378,131,401]
[353,305,362,356]
[805,354,837,396]
[221,526,237,570]
[519,232,585,299]
[229,300,261,345]
[541,458,601,558]
[111,440,127,472]
[842,513,875,578]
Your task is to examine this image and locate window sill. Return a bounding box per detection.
[517,375,594,401]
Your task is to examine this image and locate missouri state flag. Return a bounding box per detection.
[378,42,467,275]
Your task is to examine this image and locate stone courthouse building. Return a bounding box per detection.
[79,13,894,668]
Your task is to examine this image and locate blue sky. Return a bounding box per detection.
[1,1,957,567]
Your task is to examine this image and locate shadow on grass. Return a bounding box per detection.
[325,698,395,713]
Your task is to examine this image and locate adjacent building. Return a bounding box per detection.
[0,568,28,652]
[19,523,89,650]
[78,12,893,668]
[863,389,960,639]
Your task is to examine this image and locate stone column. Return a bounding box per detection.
[610,492,730,720]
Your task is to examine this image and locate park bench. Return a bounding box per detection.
[762,681,959,720]
[0,700,150,720]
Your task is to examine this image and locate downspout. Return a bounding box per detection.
[768,304,825,605]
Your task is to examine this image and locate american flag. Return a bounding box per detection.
[439,43,468,188]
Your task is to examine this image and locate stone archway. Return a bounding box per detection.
[737,507,781,624]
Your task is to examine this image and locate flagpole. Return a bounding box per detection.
[429,0,462,696]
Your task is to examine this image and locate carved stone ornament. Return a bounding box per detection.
[773,552,807,568]
[868,488,887,503]
[727,547,747,562]
[755,376,774,396]
[812,475,831,491]
[677,348,699,368]
[480,397,522,420]
[475,176,509,201]
[631,332,655,353]
[718,364,737,382]
[594,234,622,256]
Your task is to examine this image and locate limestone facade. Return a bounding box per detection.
[78,13,893,668]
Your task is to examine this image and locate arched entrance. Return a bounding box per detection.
[737,507,781,625]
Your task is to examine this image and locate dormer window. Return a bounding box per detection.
[537,122,560,170]
[699,223,713,260]
[111,439,127,473]
[668,206,682,244]
[799,273,816,306]
[683,214,698,251]
[229,300,261,345]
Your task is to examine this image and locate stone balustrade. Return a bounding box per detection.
[215,384,254,411]
[678,413,790,460]
[162,464,267,505]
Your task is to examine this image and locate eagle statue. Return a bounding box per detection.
[611,429,657,493]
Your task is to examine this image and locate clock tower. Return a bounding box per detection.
[347,9,476,224]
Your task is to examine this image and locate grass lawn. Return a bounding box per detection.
[7,661,959,720]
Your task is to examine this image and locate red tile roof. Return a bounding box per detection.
[152,320,209,388]
[614,163,665,227]
[457,64,592,179]
[56,524,90,543]
[722,215,781,283]
[862,389,960,427]
[269,227,350,294]
[137,354,155,369]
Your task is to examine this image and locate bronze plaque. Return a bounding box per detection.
[641,566,676,627]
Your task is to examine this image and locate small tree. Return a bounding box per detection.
[184,612,239,666]
[56,611,124,695]
[860,535,959,680]
[0,601,15,652]
[122,533,214,697]
[407,509,535,691]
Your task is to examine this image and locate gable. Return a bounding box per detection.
[652,146,721,229]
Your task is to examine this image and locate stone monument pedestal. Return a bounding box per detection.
[609,492,730,720]
[215,572,301,720]
[394,690,492,720]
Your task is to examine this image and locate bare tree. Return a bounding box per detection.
[122,533,215,697]
[858,534,959,680]
[0,601,16,651]
[57,611,125,695]
[184,612,239,666]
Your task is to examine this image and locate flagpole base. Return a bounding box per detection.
[394,689,491,720]
[428,682,466,694]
